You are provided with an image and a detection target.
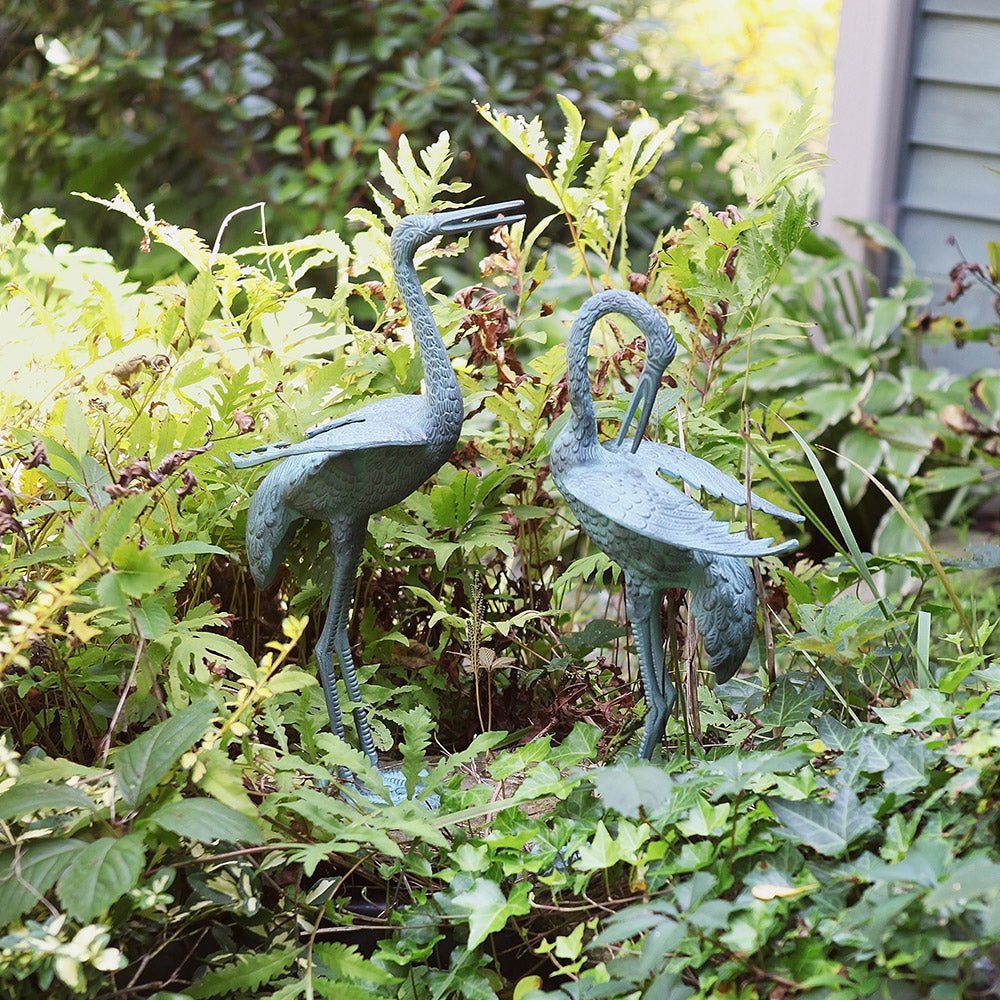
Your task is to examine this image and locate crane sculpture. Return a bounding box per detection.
[550,289,803,759]
[232,200,525,803]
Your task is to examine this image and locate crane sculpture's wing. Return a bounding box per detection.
[230,408,431,469]
[556,463,798,559]
[612,439,804,524]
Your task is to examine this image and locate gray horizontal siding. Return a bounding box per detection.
[922,0,1000,21]
[902,146,1000,221]
[895,1,1000,369]
[912,13,1000,87]
[909,81,1000,155]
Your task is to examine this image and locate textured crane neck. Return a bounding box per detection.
[564,289,676,452]
[391,235,463,434]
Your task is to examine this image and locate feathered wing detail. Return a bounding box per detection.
[245,471,302,588]
[230,399,432,469]
[688,553,757,683]
[613,440,804,524]
[555,462,797,560]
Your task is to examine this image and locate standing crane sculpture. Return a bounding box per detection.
[232,200,525,802]
[550,289,803,759]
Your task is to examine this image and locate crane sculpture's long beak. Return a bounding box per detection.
[436,199,526,234]
[615,358,668,454]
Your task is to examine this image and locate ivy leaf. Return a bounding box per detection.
[114,698,216,810]
[437,875,532,951]
[149,797,265,845]
[767,786,877,857]
[592,763,676,820]
[0,839,86,925]
[882,737,931,795]
[56,834,145,922]
[756,675,822,728]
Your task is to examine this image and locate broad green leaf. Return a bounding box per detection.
[0,839,86,924]
[438,875,532,951]
[0,781,95,822]
[756,676,821,728]
[875,688,953,732]
[924,857,1000,911]
[767,786,877,857]
[56,834,145,922]
[561,618,627,656]
[149,797,265,844]
[882,737,931,794]
[574,820,623,870]
[104,540,175,599]
[114,699,216,810]
[185,269,216,338]
[592,763,676,820]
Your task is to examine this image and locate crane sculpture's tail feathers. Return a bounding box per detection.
[245,473,301,589]
[689,554,757,685]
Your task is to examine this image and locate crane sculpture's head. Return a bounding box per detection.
[615,308,677,454]
[389,200,525,259]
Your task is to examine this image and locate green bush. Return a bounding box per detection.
[1,96,999,998]
[0,0,739,279]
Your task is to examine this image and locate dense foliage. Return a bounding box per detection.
[0,0,738,278]
[1,95,999,998]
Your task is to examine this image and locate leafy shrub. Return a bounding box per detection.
[0,0,739,277]
[1,95,999,999]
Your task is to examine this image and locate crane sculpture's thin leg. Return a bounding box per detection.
[627,581,676,760]
[323,521,378,766]
[648,589,677,743]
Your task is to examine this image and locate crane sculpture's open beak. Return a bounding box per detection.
[436,199,526,234]
[615,356,669,454]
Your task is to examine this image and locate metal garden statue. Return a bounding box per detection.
[550,289,803,760]
[232,200,525,803]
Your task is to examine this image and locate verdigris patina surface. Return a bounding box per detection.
[549,289,803,759]
[232,200,525,803]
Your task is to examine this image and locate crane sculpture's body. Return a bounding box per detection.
[232,201,525,802]
[550,289,803,759]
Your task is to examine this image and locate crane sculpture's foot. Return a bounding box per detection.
[344,766,440,810]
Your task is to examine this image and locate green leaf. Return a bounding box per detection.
[562,618,628,656]
[114,699,216,810]
[0,839,86,924]
[0,781,95,822]
[881,737,931,794]
[924,857,1000,911]
[437,875,532,951]
[185,947,301,999]
[103,540,175,599]
[185,269,217,338]
[310,942,399,986]
[767,786,877,857]
[592,762,676,820]
[149,797,265,844]
[756,676,821,728]
[56,834,145,922]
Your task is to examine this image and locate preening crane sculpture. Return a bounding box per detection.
[550,289,803,759]
[232,200,526,802]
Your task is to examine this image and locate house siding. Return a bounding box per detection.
[896,0,1000,370]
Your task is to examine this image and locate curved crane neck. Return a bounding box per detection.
[390,231,463,432]
[564,289,675,452]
